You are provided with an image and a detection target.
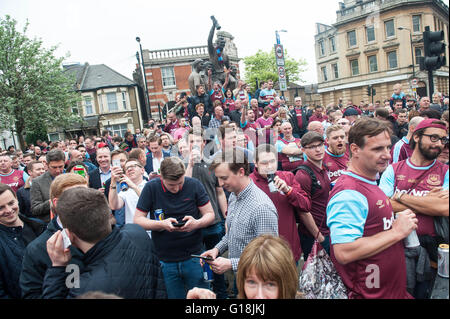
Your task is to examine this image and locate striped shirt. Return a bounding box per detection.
[215,180,278,272]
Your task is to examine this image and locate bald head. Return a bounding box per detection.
[307,121,324,136]
[408,116,425,134]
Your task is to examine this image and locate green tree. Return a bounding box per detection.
[0,15,82,149]
[242,49,307,91]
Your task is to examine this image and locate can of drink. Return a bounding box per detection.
[154,209,164,221]
[119,181,129,192]
[203,263,214,282]
[437,244,449,278]
[404,229,420,248]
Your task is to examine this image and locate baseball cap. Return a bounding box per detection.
[413,118,447,134]
[97,142,108,149]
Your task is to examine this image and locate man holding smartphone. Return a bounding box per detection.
[109,159,149,237]
[134,157,215,299]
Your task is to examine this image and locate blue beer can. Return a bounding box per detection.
[119,181,129,192]
[154,209,164,221]
[203,263,214,282]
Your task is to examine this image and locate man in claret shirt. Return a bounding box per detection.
[308,105,328,124]
[294,132,331,261]
[250,144,313,264]
[379,118,449,299]
[327,117,417,299]
[323,125,349,184]
[289,96,309,139]
[275,122,303,172]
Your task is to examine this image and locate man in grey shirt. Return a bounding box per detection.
[201,148,278,274]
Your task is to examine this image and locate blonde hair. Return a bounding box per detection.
[50,173,88,202]
[237,235,299,299]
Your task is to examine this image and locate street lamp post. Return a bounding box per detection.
[136,37,152,120]
[275,30,287,98]
[398,27,415,79]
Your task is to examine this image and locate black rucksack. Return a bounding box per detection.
[293,165,322,196]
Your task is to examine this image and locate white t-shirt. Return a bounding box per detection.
[152,156,163,174]
[118,180,151,237]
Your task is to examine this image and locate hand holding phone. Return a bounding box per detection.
[172,221,186,227]
[191,254,214,261]
[61,229,72,249]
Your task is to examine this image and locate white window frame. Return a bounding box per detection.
[332,63,339,79]
[121,91,127,110]
[366,25,376,43]
[106,123,128,138]
[412,15,422,34]
[368,55,378,73]
[385,19,395,39]
[347,30,357,48]
[350,59,359,76]
[106,92,118,112]
[161,66,176,88]
[321,66,328,82]
[387,51,398,69]
[84,97,94,115]
[329,37,336,53]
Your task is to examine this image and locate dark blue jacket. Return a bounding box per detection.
[20,217,85,299]
[42,224,167,299]
[144,152,170,175]
[0,214,46,299]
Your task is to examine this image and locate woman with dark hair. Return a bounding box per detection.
[224,88,235,113]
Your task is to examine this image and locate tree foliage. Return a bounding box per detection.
[0,15,82,149]
[242,49,307,91]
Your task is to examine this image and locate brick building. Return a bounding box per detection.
[134,31,240,120]
[314,0,449,106]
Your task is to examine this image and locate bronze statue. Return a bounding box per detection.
[207,16,237,91]
[188,58,206,96]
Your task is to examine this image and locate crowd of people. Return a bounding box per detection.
[0,80,448,300]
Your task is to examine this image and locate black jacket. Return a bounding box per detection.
[42,224,167,299]
[289,107,309,138]
[19,217,85,299]
[17,185,31,217]
[0,214,46,299]
[188,94,213,117]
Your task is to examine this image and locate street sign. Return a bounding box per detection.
[278,66,286,79]
[274,44,285,66]
[279,78,287,91]
[411,78,419,88]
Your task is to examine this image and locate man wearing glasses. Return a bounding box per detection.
[379,118,449,299]
[109,159,149,235]
[294,131,331,261]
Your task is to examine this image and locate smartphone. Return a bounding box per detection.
[112,159,121,167]
[191,254,214,261]
[172,221,186,227]
[61,229,72,249]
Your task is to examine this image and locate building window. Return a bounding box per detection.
[106,124,128,138]
[347,30,357,48]
[161,67,176,87]
[387,51,398,69]
[414,47,423,64]
[329,37,336,53]
[350,59,359,76]
[366,25,375,42]
[385,19,395,38]
[121,92,127,109]
[368,55,378,73]
[84,97,93,115]
[412,15,422,33]
[98,94,104,112]
[106,92,118,112]
[71,104,79,114]
[332,63,339,79]
[321,66,328,82]
[319,40,326,56]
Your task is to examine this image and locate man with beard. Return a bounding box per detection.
[323,125,349,184]
[379,118,449,299]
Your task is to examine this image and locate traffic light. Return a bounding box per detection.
[421,26,446,71]
[367,85,373,96]
[372,88,376,96]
